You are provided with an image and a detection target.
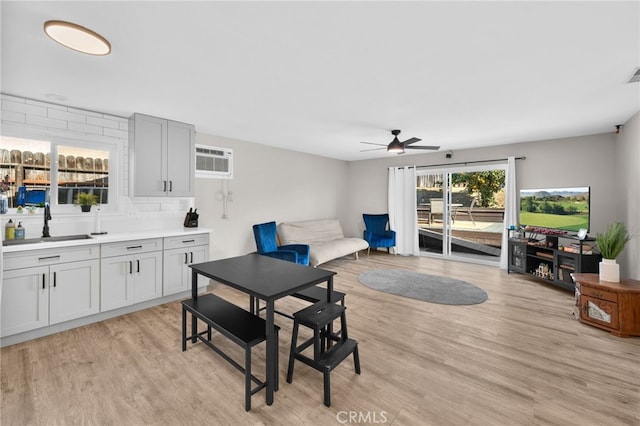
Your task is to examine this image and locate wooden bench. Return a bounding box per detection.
[181,293,279,411]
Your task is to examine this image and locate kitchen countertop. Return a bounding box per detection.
[2,228,211,254]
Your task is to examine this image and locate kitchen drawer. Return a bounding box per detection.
[163,233,209,250]
[579,285,618,303]
[3,245,100,271]
[101,238,163,258]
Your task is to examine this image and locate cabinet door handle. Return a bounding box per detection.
[126,245,143,250]
[184,253,188,265]
[42,273,46,290]
[190,251,193,263]
[137,259,140,273]
[169,181,173,192]
[129,261,133,274]
[182,239,195,244]
[163,180,167,192]
[53,272,57,288]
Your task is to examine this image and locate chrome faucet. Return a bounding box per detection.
[42,202,52,238]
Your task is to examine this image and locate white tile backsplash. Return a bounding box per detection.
[26,114,67,130]
[47,108,87,123]
[67,121,104,135]
[2,99,47,116]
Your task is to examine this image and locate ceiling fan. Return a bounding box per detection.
[360,129,440,154]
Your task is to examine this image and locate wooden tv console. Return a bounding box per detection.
[572,273,640,337]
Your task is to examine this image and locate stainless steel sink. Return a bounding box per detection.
[2,234,93,246]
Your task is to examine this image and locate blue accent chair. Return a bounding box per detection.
[253,221,310,265]
[363,213,396,254]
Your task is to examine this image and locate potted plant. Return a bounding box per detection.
[596,222,633,282]
[74,192,98,212]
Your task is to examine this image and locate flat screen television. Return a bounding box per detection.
[519,186,590,232]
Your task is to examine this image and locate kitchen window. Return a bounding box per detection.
[0,135,114,210]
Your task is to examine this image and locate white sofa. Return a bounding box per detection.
[277,219,369,267]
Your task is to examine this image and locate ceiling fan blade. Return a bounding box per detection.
[360,147,386,152]
[360,141,387,147]
[402,137,421,146]
[405,145,440,150]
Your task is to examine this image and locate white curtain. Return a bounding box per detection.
[500,156,517,269]
[388,166,419,256]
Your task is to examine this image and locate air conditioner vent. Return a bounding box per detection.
[195,145,233,179]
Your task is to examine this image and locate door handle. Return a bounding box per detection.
[163,180,167,192]
[137,259,140,273]
[53,272,57,288]
[129,260,133,274]
[184,253,188,265]
[190,252,193,263]
[169,181,173,192]
[42,273,46,290]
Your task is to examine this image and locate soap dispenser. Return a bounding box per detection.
[15,221,25,239]
[5,218,15,240]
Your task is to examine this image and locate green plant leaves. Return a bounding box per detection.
[596,222,632,259]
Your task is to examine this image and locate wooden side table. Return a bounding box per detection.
[572,273,640,337]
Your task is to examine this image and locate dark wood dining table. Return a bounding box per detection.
[189,253,336,405]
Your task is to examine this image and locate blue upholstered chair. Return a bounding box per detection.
[253,221,310,265]
[363,213,396,255]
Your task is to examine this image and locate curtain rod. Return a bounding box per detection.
[415,156,526,169]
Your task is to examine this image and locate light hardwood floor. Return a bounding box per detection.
[2,253,639,425]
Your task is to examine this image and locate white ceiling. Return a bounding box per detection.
[2,1,639,161]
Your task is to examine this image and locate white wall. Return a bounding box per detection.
[194,133,348,260]
[616,111,640,280]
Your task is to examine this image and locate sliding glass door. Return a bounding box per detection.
[417,163,507,265]
[417,171,446,255]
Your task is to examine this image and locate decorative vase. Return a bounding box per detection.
[599,258,620,282]
[81,205,92,213]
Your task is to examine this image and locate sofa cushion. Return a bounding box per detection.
[278,219,345,244]
[278,219,369,267]
[308,238,369,267]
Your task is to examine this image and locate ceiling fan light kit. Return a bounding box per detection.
[360,129,440,154]
[387,135,405,153]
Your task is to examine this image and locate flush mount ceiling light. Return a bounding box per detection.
[44,20,111,56]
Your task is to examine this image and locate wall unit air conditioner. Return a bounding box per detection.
[195,145,233,179]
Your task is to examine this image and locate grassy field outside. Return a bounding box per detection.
[520,211,588,231]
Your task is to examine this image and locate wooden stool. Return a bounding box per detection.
[286,301,360,407]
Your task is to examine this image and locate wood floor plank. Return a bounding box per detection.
[2,252,639,425]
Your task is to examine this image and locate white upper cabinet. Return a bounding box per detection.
[129,113,195,197]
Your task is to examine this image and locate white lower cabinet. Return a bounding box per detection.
[49,260,101,324]
[1,231,210,344]
[1,246,100,337]
[100,238,163,312]
[163,234,210,296]
[2,266,50,336]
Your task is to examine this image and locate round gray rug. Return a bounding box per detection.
[358,269,488,305]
